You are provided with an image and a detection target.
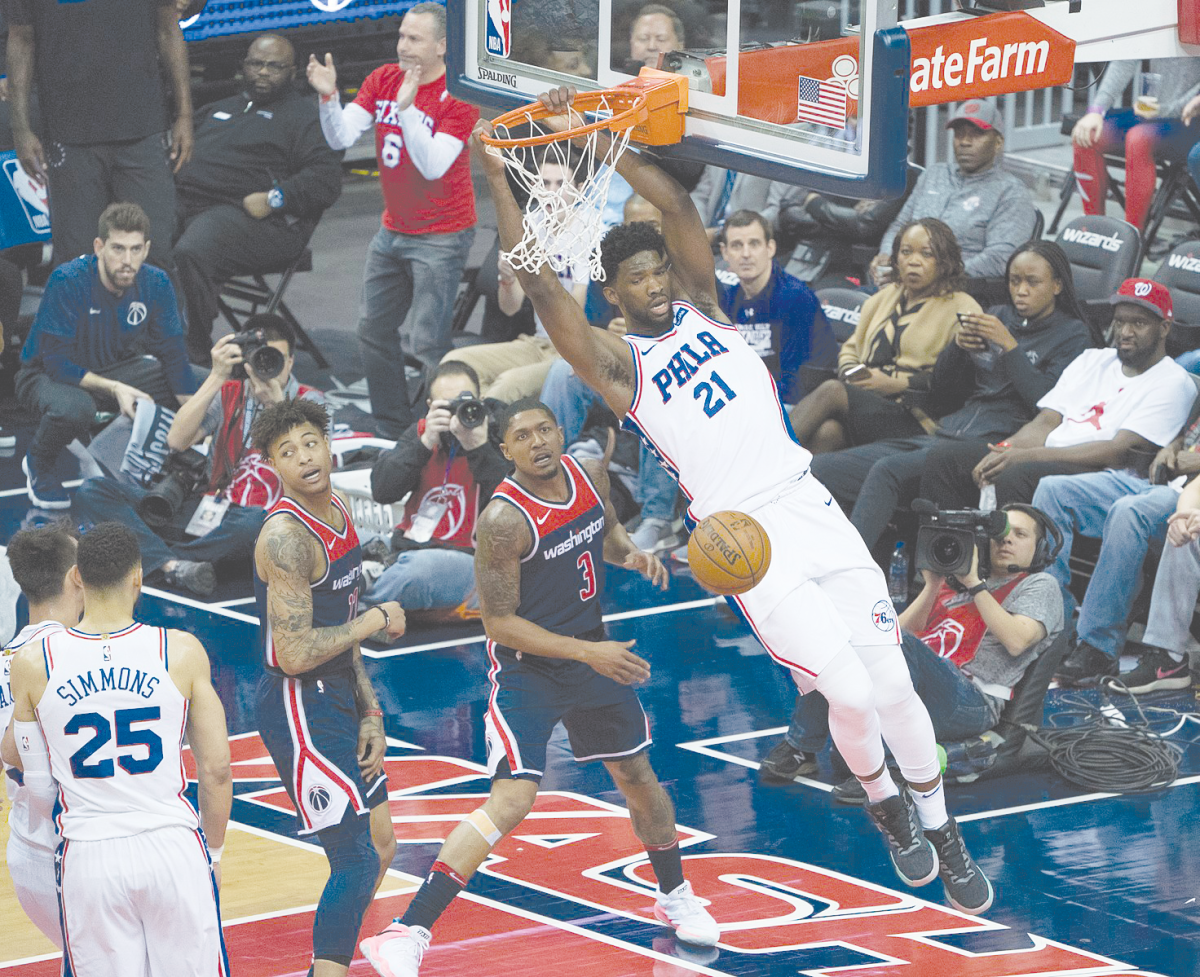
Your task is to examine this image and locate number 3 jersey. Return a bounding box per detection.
[623,301,814,521]
[35,623,197,841]
[490,455,606,651]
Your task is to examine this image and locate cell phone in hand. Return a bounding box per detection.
[842,364,869,382]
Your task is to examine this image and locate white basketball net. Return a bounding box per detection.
[487,94,637,282]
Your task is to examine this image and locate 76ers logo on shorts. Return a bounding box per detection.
[485,0,512,58]
[308,784,332,813]
[871,599,897,632]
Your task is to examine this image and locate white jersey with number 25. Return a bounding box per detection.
[623,301,813,521]
[36,623,197,841]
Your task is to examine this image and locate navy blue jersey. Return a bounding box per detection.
[491,456,605,649]
[255,494,364,677]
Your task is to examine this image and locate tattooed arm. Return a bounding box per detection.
[476,498,651,684]
[254,514,403,676]
[581,459,669,589]
[351,645,387,779]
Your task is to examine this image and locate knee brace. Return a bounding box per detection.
[313,813,380,966]
[464,808,502,847]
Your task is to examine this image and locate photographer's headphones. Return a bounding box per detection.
[1000,503,1064,574]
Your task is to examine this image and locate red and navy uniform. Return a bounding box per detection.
[483,456,650,781]
[253,495,386,835]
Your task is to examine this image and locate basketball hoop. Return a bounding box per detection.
[479,71,688,281]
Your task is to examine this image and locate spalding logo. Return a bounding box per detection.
[871,599,896,632]
[1134,281,1153,297]
[308,785,332,812]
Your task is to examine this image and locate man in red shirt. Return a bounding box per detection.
[308,2,478,438]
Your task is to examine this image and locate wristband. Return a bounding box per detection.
[965,581,988,598]
[362,709,383,718]
[320,92,336,104]
[208,845,224,864]
[370,604,390,631]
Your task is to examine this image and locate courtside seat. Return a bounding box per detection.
[1153,240,1200,355]
[815,287,869,345]
[1055,215,1140,342]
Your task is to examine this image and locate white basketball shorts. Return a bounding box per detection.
[58,825,228,977]
[730,470,900,680]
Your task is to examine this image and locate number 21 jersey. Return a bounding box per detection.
[623,301,814,521]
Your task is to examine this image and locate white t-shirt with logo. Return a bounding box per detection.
[1038,348,1196,450]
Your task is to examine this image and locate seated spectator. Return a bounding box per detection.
[1110,473,1200,692]
[1033,403,1200,688]
[442,158,590,402]
[71,315,321,597]
[790,218,979,453]
[690,165,780,246]
[624,4,685,70]
[365,361,510,612]
[17,203,197,510]
[869,101,1036,285]
[1073,58,1200,231]
[173,34,343,364]
[919,279,1197,509]
[762,505,1064,790]
[811,241,1093,551]
[717,209,837,402]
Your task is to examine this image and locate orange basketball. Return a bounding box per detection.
[687,510,772,596]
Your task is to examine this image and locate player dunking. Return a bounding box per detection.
[0,525,84,947]
[360,399,718,976]
[468,89,993,916]
[7,522,232,976]
[251,398,408,977]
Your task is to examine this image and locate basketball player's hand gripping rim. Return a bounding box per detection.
[470,119,508,177]
[537,87,595,148]
[586,639,651,686]
[625,550,669,589]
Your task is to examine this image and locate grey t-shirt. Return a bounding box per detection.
[963,571,1064,724]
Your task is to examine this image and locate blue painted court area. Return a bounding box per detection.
[3,445,1198,977]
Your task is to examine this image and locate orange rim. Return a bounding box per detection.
[480,89,650,149]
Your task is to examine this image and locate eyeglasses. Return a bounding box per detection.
[243,59,292,74]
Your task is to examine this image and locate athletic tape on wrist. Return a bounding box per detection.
[465,809,501,846]
[208,845,224,864]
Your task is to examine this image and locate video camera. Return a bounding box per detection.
[230,329,286,381]
[138,448,209,528]
[912,499,1009,579]
[450,391,487,430]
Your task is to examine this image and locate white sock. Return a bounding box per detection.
[909,779,948,830]
[860,768,899,804]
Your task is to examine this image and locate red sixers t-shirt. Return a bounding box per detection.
[352,66,478,235]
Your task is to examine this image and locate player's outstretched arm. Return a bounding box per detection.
[470,121,636,416]
[168,631,232,855]
[255,515,404,676]
[476,499,651,683]
[581,458,668,589]
[538,88,723,323]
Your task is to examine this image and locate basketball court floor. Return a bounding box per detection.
[0,446,1197,977]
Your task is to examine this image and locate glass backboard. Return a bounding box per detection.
[446,0,911,198]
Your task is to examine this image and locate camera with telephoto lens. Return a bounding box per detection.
[138,449,209,528]
[451,391,487,430]
[230,329,286,381]
[912,499,1009,579]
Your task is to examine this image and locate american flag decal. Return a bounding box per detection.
[796,75,848,129]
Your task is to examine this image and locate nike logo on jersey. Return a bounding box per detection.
[536,511,550,525]
[650,331,730,404]
[825,497,833,506]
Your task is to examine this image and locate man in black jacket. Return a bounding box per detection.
[172,34,342,362]
[365,361,511,613]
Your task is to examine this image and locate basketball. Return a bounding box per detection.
[687,511,772,596]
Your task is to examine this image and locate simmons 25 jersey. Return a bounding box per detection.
[623,301,813,521]
[35,624,197,841]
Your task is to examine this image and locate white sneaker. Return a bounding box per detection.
[360,922,431,977]
[629,518,680,554]
[653,880,719,947]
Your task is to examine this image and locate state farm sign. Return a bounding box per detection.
[906,11,1076,106]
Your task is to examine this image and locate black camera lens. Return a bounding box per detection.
[932,534,963,571]
[455,398,486,430]
[249,343,286,380]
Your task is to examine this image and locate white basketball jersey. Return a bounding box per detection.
[35,623,198,841]
[624,301,813,520]
[3,621,67,851]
